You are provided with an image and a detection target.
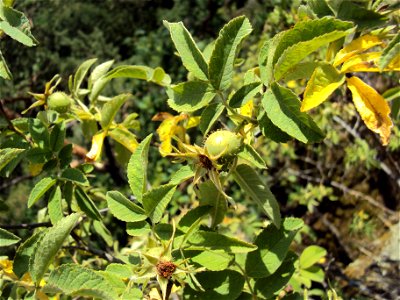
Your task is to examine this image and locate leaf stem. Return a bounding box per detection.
[216,91,257,125]
[234,261,257,299]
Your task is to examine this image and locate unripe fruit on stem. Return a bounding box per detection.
[204,130,242,159]
[47,92,72,113]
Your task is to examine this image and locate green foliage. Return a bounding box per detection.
[0,1,398,299]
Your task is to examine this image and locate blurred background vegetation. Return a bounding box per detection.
[1,0,399,299]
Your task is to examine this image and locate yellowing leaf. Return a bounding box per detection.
[301,64,345,111]
[186,116,200,129]
[155,114,187,156]
[0,259,18,280]
[240,100,254,143]
[86,131,106,161]
[334,34,382,66]
[347,76,392,145]
[341,52,400,73]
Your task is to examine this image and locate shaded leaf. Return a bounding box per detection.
[198,180,227,228]
[61,168,89,186]
[29,118,49,149]
[263,83,324,143]
[237,144,266,169]
[258,112,291,143]
[233,164,281,227]
[229,82,261,108]
[13,231,44,278]
[346,76,392,145]
[49,122,66,152]
[188,250,233,271]
[0,49,12,80]
[199,103,225,135]
[245,218,303,278]
[74,186,101,221]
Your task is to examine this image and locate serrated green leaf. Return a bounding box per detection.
[0,20,35,46]
[263,83,324,143]
[13,231,44,278]
[49,122,65,152]
[142,184,176,223]
[108,126,138,153]
[0,148,25,172]
[127,134,152,202]
[273,17,353,80]
[167,81,215,113]
[198,180,227,228]
[105,263,134,279]
[73,58,97,93]
[48,185,63,225]
[92,220,113,247]
[29,118,49,149]
[0,49,12,80]
[28,177,57,208]
[379,32,400,70]
[169,165,195,185]
[184,270,244,300]
[26,147,52,164]
[43,264,118,300]
[301,64,345,111]
[254,252,297,298]
[233,164,281,227]
[0,227,20,247]
[74,186,101,220]
[188,249,233,271]
[229,82,261,108]
[60,168,89,186]
[299,245,327,269]
[164,21,208,81]
[209,16,252,90]
[258,112,291,143]
[237,144,266,169]
[245,218,303,278]
[187,231,256,253]
[283,61,326,81]
[100,94,130,131]
[106,190,146,222]
[30,213,80,284]
[58,144,72,169]
[0,5,36,44]
[307,0,333,17]
[199,103,224,135]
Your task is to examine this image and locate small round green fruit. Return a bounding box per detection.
[47,92,72,113]
[204,130,242,159]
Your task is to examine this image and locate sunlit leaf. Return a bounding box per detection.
[341,52,400,73]
[346,76,393,145]
[301,64,345,111]
[379,32,400,70]
[333,34,382,66]
[0,228,20,247]
[86,131,107,162]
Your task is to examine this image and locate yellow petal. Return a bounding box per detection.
[86,131,106,161]
[301,64,345,111]
[333,34,382,67]
[341,52,400,73]
[346,77,393,145]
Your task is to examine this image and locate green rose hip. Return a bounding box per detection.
[47,92,72,113]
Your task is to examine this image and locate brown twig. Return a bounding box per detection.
[0,221,51,230]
